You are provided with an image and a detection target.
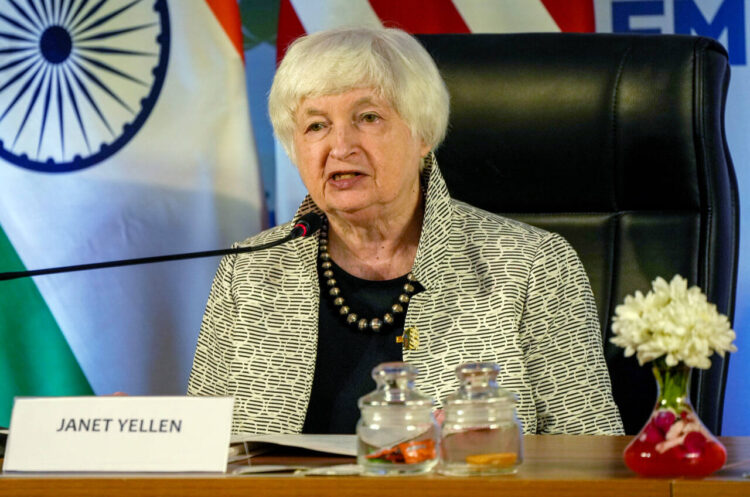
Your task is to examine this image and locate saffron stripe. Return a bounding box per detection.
[205,0,244,61]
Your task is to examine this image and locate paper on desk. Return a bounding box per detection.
[227,443,273,463]
[231,463,362,476]
[230,433,357,456]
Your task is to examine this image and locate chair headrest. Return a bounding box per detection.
[419,33,730,214]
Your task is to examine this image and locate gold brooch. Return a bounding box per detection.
[396,326,419,350]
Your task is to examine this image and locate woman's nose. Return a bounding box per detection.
[329,123,358,160]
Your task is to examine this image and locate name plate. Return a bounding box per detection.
[3,396,233,473]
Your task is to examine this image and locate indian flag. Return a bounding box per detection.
[0,0,263,425]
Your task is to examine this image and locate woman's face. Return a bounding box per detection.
[292,88,430,223]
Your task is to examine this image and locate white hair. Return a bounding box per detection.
[268,27,450,164]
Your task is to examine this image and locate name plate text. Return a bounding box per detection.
[3,396,233,473]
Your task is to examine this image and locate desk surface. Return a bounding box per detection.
[1,435,748,497]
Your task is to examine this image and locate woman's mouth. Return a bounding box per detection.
[331,172,361,181]
[328,171,365,189]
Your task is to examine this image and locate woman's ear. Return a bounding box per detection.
[419,140,431,158]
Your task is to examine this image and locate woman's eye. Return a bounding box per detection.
[306,122,325,133]
[360,113,380,123]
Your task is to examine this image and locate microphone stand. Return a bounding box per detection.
[0,213,322,282]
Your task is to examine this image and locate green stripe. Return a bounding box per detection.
[0,226,93,427]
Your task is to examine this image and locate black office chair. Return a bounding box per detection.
[419,33,739,435]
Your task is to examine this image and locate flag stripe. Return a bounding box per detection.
[0,226,92,426]
[205,0,244,60]
[289,0,381,37]
[277,0,307,62]
[540,0,595,33]
[368,0,470,33]
[452,0,559,33]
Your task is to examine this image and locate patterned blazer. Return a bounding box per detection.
[188,158,624,435]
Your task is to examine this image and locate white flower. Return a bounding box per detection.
[610,275,737,369]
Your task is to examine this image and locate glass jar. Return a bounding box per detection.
[356,362,439,475]
[440,362,523,475]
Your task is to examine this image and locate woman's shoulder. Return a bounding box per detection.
[450,199,550,241]
[447,199,581,262]
[234,221,295,248]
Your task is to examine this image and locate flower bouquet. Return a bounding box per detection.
[610,275,737,478]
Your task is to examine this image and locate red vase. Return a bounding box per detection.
[623,360,726,478]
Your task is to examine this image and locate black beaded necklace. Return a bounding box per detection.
[318,219,417,332]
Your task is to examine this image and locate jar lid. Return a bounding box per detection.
[358,362,435,408]
[443,362,516,406]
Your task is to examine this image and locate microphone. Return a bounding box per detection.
[0,213,324,282]
[290,211,323,239]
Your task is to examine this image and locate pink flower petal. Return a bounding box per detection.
[644,423,665,444]
[683,431,707,454]
[654,410,676,433]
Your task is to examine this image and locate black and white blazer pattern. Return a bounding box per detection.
[188,157,624,436]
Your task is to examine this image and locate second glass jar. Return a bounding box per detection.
[440,362,523,475]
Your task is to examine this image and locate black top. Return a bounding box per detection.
[302,259,421,434]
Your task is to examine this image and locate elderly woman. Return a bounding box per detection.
[188,27,623,436]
